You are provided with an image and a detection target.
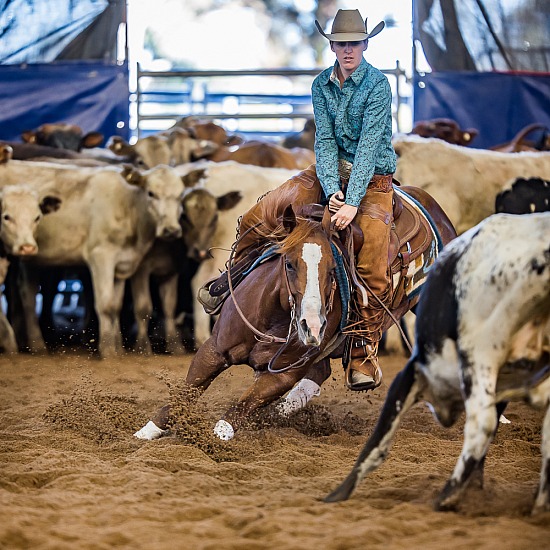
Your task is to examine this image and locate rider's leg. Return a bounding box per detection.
[346,177,394,391]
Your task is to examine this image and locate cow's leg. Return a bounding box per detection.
[158,273,185,354]
[470,400,508,489]
[435,358,499,511]
[88,253,122,358]
[134,336,227,440]
[276,357,332,416]
[130,265,153,354]
[533,387,550,514]
[0,306,17,353]
[192,272,212,349]
[215,367,309,441]
[325,359,420,502]
[17,264,47,352]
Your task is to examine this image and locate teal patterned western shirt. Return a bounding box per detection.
[312,58,397,207]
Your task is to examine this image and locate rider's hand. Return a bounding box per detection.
[331,203,358,230]
[328,191,345,213]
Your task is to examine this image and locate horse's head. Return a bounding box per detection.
[279,204,336,347]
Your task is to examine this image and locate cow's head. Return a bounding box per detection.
[180,184,242,262]
[0,184,62,255]
[21,123,104,151]
[0,143,13,164]
[121,164,185,240]
[109,131,218,169]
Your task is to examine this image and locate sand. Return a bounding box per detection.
[1,349,548,549]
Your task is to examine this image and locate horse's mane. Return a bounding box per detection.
[243,186,325,253]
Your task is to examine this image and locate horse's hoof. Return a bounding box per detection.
[213,420,234,441]
[134,420,167,440]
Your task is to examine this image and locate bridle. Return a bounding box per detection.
[226,224,338,371]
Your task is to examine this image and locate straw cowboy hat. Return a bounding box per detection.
[315,9,385,41]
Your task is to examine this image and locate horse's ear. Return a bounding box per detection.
[321,206,331,234]
[282,204,296,233]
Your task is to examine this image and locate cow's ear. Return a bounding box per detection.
[81,132,104,149]
[21,130,37,143]
[40,195,62,214]
[282,204,297,233]
[181,168,207,187]
[108,135,132,155]
[217,191,242,211]
[121,164,143,186]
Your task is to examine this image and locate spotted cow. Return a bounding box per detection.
[495,177,550,214]
[325,213,550,515]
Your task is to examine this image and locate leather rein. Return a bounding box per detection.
[226,224,338,372]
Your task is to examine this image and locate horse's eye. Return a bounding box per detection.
[285,260,295,271]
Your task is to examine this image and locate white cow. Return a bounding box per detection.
[130,184,243,355]
[175,161,298,347]
[0,159,186,357]
[325,213,550,515]
[0,184,63,352]
[392,134,550,234]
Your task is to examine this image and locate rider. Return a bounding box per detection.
[200,8,396,392]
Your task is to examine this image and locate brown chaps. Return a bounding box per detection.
[234,164,394,347]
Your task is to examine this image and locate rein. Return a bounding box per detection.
[226,224,288,344]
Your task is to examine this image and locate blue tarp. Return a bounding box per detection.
[0,0,111,64]
[0,61,129,142]
[414,71,550,148]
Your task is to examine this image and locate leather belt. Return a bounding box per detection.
[338,159,393,192]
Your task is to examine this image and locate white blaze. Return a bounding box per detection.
[300,243,323,341]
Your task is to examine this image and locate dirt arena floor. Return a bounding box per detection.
[1,346,548,549]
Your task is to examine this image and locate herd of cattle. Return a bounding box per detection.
[0,117,549,358]
[1,116,550,512]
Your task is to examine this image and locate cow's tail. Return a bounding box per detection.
[324,358,421,503]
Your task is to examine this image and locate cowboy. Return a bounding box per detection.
[200,8,396,392]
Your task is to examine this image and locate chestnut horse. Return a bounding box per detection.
[134,185,457,442]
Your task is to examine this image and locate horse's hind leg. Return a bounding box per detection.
[134,337,227,440]
[215,368,308,440]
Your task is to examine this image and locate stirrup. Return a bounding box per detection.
[197,279,229,315]
[344,339,382,392]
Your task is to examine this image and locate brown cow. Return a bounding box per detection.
[410,118,479,146]
[281,117,316,151]
[490,123,550,153]
[21,123,104,151]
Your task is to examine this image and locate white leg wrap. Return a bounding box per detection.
[213,419,235,441]
[133,420,167,440]
[276,378,321,417]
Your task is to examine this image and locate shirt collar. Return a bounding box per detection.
[326,58,368,86]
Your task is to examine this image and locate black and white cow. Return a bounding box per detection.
[325,212,550,515]
[495,177,550,214]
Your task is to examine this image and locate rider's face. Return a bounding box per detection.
[330,40,368,76]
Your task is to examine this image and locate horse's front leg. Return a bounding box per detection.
[276,357,332,416]
[215,367,307,441]
[134,336,228,440]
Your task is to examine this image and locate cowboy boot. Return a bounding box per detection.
[345,306,386,391]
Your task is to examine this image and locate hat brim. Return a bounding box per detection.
[315,19,385,41]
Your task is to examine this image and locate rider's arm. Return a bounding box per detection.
[345,77,393,207]
[312,76,341,199]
